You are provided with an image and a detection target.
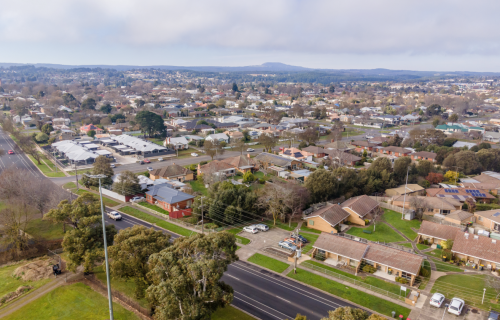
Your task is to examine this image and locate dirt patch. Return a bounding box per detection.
[0,285,33,306]
[12,258,58,281]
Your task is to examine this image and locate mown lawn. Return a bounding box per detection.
[300,225,322,234]
[0,260,52,307]
[25,218,65,240]
[288,268,410,318]
[432,260,464,273]
[26,154,65,178]
[189,180,208,196]
[382,209,421,240]
[74,189,120,207]
[346,222,405,243]
[248,253,290,273]
[139,202,169,215]
[225,228,251,244]
[2,283,139,320]
[119,206,193,237]
[62,182,76,189]
[212,306,255,320]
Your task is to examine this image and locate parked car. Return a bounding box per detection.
[291,234,309,243]
[447,298,465,316]
[323,156,329,160]
[110,164,116,168]
[140,161,145,165]
[243,226,258,234]
[191,153,199,157]
[247,148,254,152]
[284,238,303,248]
[158,157,164,161]
[107,211,122,220]
[254,224,269,232]
[7,150,14,154]
[147,167,153,171]
[131,196,144,202]
[365,135,374,139]
[488,311,500,320]
[143,158,151,163]
[429,293,445,308]
[278,241,297,251]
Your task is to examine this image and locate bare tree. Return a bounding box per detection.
[257,182,291,226]
[234,139,246,155]
[17,134,42,165]
[409,196,430,221]
[0,203,35,257]
[283,184,310,227]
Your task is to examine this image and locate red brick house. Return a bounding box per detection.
[145,184,194,212]
[301,146,327,158]
[411,151,437,163]
[80,124,103,134]
[379,146,412,157]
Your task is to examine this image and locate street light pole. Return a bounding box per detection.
[85,173,114,320]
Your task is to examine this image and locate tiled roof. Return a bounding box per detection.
[425,188,495,199]
[302,146,325,154]
[392,195,459,210]
[417,220,462,241]
[255,152,294,167]
[446,210,473,222]
[474,210,500,224]
[199,160,234,174]
[314,233,423,275]
[145,183,194,204]
[221,155,257,169]
[305,204,350,227]
[341,195,379,218]
[412,151,437,159]
[383,146,412,154]
[351,140,378,148]
[150,164,191,178]
[452,232,500,264]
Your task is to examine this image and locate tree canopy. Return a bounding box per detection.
[81,97,97,110]
[112,170,142,196]
[135,110,166,137]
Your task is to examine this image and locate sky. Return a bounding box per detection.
[1,0,500,71]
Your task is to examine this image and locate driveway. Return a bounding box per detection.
[236,226,294,260]
[416,295,488,320]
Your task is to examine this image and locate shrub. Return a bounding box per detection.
[259,178,266,184]
[362,265,377,274]
[242,171,256,183]
[420,267,430,277]
[364,219,369,225]
[200,161,208,165]
[395,277,408,284]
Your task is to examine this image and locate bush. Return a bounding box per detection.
[364,219,369,225]
[242,171,256,183]
[259,178,266,184]
[200,161,208,165]
[362,265,377,274]
[395,277,408,284]
[420,267,430,277]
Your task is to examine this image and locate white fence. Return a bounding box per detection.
[101,188,126,202]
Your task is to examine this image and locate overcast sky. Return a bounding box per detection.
[1,0,500,71]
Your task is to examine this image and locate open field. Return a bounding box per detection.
[27,154,65,178]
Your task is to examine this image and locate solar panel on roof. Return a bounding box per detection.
[494,212,500,217]
[480,193,486,197]
[466,190,472,193]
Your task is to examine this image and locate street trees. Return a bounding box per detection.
[135,111,166,137]
[234,139,246,154]
[81,155,114,187]
[258,133,278,152]
[17,133,42,164]
[207,181,258,226]
[204,140,224,160]
[112,170,142,196]
[299,127,319,145]
[146,232,237,320]
[41,123,54,135]
[109,225,171,299]
[449,113,459,122]
[305,169,339,203]
[321,307,368,320]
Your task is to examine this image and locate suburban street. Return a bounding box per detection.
[0,127,44,178]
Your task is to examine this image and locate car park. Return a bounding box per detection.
[278,241,297,251]
[247,148,254,152]
[291,234,308,243]
[191,153,199,157]
[107,211,122,220]
[254,224,269,231]
[143,158,151,163]
[131,196,144,202]
[243,226,258,234]
[147,167,153,171]
[429,293,445,308]
[7,150,14,154]
[284,238,303,247]
[158,157,164,161]
[447,297,465,316]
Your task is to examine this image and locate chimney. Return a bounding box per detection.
[331,139,334,143]
[247,153,250,159]
[464,233,469,239]
[493,239,497,244]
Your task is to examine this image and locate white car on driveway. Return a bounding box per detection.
[191,153,199,157]
[131,196,144,202]
[243,226,258,234]
[447,297,465,315]
[429,293,445,308]
[254,224,269,231]
[107,211,122,220]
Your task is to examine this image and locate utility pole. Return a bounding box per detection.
[453,166,462,185]
[482,288,486,304]
[85,173,113,320]
[401,166,410,220]
[74,162,79,191]
[201,196,204,234]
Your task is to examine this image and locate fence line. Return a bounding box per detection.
[300,261,406,302]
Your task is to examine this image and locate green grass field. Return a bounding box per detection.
[431,274,500,310]
[382,209,421,240]
[25,218,65,240]
[3,282,140,320]
[0,261,52,308]
[62,182,77,189]
[288,268,410,318]
[119,206,194,237]
[74,189,120,207]
[139,202,169,215]
[212,305,255,320]
[248,253,290,273]
[346,222,405,243]
[225,228,251,244]
[431,260,464,273]
[300,225,322,234]
[399,242,428,250]
[67,168,94,176]
[26,154,65,178]
[189,180,208,196]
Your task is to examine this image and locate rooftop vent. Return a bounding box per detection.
[474,235,479,240]
[493,239,497,244]
[464,233,469,239]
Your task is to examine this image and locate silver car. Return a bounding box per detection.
[429,293,445,308]
[279,241,297,251]
[255,224,269,232]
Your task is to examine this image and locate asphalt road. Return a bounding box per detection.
[0,127,44,178]
[103,213,366,320]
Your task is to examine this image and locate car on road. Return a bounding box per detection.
[157,157,164,161]
[147,167,153,171]
[365,135,374,139]
[7,150,14,154]
[247,148,254,152]
[139,161,145,165]
[429,293,445,308]
[191,153,199,157]
[143,158,151,163]
[254,224,269,232]
[278,241,297,251]
[284,238,303,248]
[291,234,309,243]
[107,211,122,220]
[243,226,258,234]
[131,196,144,202]
[110,164,116,168]
[447,297,465,315]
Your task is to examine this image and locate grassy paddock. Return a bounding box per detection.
[25,218,65,240]
[26,154,65,178]
[248,253,290,273]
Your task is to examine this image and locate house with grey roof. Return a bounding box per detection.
[145,183,194,212]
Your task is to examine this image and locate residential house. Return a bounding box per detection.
[425,188,495,203]
[350,140,379,152]
[312,233,422,285]
[378,146,412,157]
[391,195,462,215]
[436,124,469,135]
[483,131,500,143]
[149,164,194,182]
[411,151,437,163]
[225,131,244,140]
[324,140,353,152]
[417,220,462,244]
[303,204,350,234]
[164,136,189,150]
[452,141,477,149]
[254,152,303,171]
[459,182,498,195]
[341,195,380,226]
[221,154,258,174]
[452,232,500,271]
[340,115,354,123]
[205,133,229,144]
[197,161,236,177]
[444,210,474,225]
[373,114,401,125]
[301,146,327,158]
[80,124,103,134]
[145,183,195,212]
[324,149,362,166]
[279,147,314,160]
[385,184,425,197]
[474,210,500,232]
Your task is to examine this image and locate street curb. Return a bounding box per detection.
[239,260,402,319]
[115,207,187,238]
[230,303,262,320]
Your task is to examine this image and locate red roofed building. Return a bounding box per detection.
[80,124,103,134]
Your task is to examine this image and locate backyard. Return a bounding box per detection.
[382,209,421,240]
[189,180,208,196]
[138,201,169,215]
[346,222,405,243]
